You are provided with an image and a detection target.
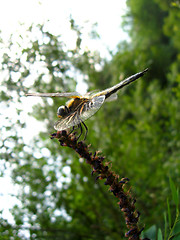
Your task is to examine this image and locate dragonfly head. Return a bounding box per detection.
[57,106,69,118]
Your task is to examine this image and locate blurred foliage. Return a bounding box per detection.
[142,179,180,240]
[0,0,180,239]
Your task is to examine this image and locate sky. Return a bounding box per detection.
[0,0,127,57]
[0,0,127,229]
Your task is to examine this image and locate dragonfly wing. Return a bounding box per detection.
[79,95,105,121]
[26,92,81,98]
[54,95,105,131]
[54,112,82,131]
[93,69,148,100]
[105,92,118,102]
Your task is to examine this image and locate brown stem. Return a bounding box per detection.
[51,130,148,240]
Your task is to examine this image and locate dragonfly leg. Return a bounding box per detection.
[69,122,88,141]
[67,126,75,136]
[82,122,88,140]
[76,123,83,140]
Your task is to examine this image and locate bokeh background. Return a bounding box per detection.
[0,0,180,239]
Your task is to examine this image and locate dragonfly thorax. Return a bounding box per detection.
[57,106,69,118]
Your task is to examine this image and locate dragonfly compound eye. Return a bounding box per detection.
[57,106,68,118]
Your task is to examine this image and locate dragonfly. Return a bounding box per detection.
[26,69,148,139]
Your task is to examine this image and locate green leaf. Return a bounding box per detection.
[172,234,180,240]
[169,178,179,207]
[172,217,180,237]
[176,188,179,210]
[164,212,167,240]
[167,198,172,228]
[157,228,163,240]
[142,225,157,240]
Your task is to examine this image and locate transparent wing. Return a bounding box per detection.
[26,92,81,98]
[105,92,118,102]
[93,69,148,99]
[54,95,105,131]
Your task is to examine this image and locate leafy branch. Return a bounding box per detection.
[162,178,180,240]
[142,179,180,240]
